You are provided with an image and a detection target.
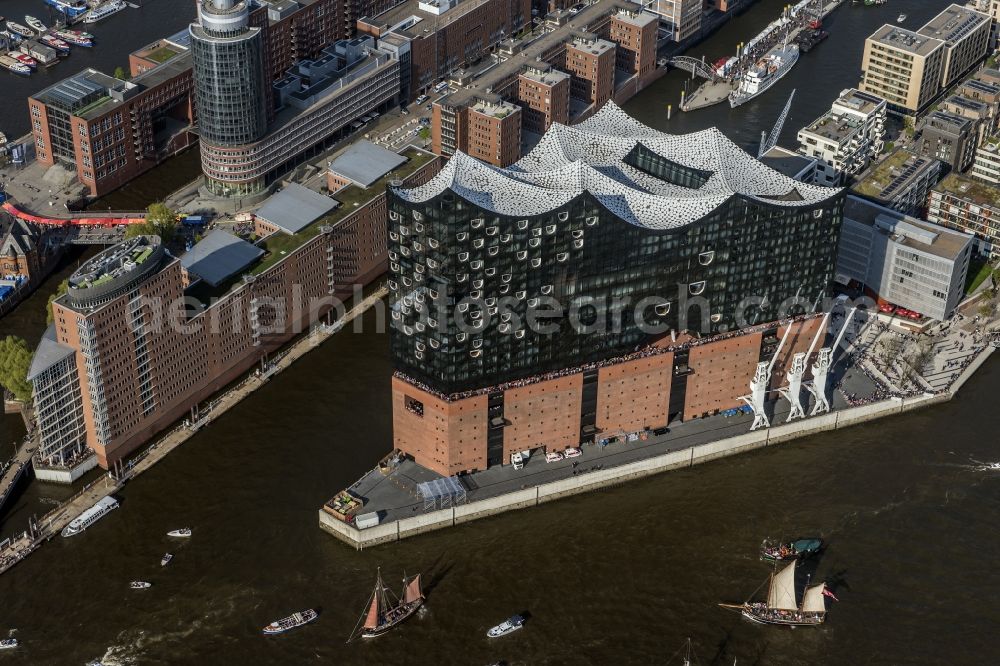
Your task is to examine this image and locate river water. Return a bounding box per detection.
[3,1,999,664]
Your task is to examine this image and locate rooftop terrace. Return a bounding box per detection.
[934,172,1000,207]
[869,24,942,57]
[853,149,925,198]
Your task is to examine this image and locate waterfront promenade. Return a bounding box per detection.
[0,286,388,576]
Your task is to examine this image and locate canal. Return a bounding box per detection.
[2,1,996,664]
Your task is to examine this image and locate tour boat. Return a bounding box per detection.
[719,561,830,627]
[167,528,192,537]
[8,52,37,68]
[24,17,47,33]
[40,35,70,52]
[0,639,17,649]
[61,28,94,41]
[351,569,424,640]
[729,44,799,108]
[262,608,318,635]
[61,496,119,537]
[545,451,564,463]
[83,1,127,24]
[54,30,93,47]
[0,55,31,76]
[45,0,90,20]
[759,537,824,562]
[130,581,152,589]
[160,553,173,566]
[487,615,524,638]
[5,22,34,39]
[563,447,582,458]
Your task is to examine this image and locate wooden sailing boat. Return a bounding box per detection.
[349,568,425,640]
[720,561,828,627]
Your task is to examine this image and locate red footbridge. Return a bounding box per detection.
[1,200,145,227]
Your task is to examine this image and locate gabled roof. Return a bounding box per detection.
[1,219,38,257]
[395,102,841,229]
[28,325,76,381]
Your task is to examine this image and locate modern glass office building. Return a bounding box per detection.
[189,0,268,174]
[387,102,845,395]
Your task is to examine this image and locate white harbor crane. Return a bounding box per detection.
[758,89,796,158]
[804,307,859,415]
[741,322,794,430]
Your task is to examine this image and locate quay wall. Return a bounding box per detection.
[323,373,978,550]
[32,454,98,484]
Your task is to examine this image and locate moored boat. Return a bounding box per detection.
[61,496,119,537]
[350,569,424,640]
[130,581,152,589]
[54,30,93,47]
[729,44,799,108]
[61,28,94,40]
[0,638,17,650]
[262,608,319,635]
[719,561,832,627]
[0,30,22,45]
[7,51,36,68]
[760,537,824,562]
[160,553,173,566]
[487,615,524,638]
[39,35,70,52]
[24,16,47,33]
[167,528,192,538]
[5,22,34,39]
[83,1,127,24]
[45,0,90,20]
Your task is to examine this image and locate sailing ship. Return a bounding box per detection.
[720,561,829,627]
[729,44,799,108]
[760,537,824,562]
[351,569,424,640]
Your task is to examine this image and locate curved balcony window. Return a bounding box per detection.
[557,212,569,222]
[499,323,511,334]
[457,332,467,342]
[413,242,424,252]
[428,238,439,249]
[499,284,510,294]
[573,239,584,249]
[403,325,413,335]
[415,350,424,360]
[402,277,412,286]
[541,285,553,295]
[389,251,398,261]
[485,297,496,306]
[389,231,399,241]
[470,349,482,358]
[457,273,468,282]
[531,258,541,268]
[502,273,512,283]
[473,239,484,249]
[698,251,715,266]
[473,279,483,289]
[388,280,398,290]
[516,290,526,299]
[414,264,425,274]
[557,252,568,262]
[399,246,411,257]
[572,229,584,239]
[429,289,439,299]
[391,310,401,321]
[458,302,469,312]
[471,218,484,229]
[532,228,542,237]
[517,251,527,260]
[471,260,483,269]
[529,238,541,248]
[485,267,496,276]
[390,262,400,272]
[414,222,424,233]
[528,298,539,307]
[429,338,440,349]
[412,211,424,221]
[428,317,438,328]
[501,234,512,243]
[399,226,410,236]
[416,341,425,351]
[486,226,498,236]
[458,252,469,262]
[488,247,499,256]
[710,313,722,323]
[585,216,598,226]
[472,339,483,349]
[457,232,468,241]
[501,312,512,322]
[655,302,671,316]
[427,258,439,269]
[515,330,525,339]
[689,281,706,296]
[517,219,529,230]
[545,224,556,234]
[389,211,399,221]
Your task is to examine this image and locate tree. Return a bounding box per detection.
[113,66,129,81]
[125,202,178,242]
[46,279,69,325]
[0,336,33,403]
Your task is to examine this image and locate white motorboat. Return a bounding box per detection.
[263,608,319,635]
[24,16,48,33]
[130,581,152,589]
[160,553,173,566]
[897,14,907,23]
[0,639,17,649]
[167,528,192,537]
[61,496,119,537]
[83,1,127,24]
[486,615,524,638]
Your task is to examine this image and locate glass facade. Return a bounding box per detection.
[387,147,845,395]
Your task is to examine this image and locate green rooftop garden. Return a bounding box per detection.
[852,149,912,198]
[249,148,434,276]
[145,45,180,64]
[75,95,113,118]
[935,172,1000,208]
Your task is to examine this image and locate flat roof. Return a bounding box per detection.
[844,195,970,261]
[869,24,942,58]
[77,52,193,121]
[438,0,641,108]
[762,146,816,180]
[256,183,340,234]
[34,68,119,111]
[917,3,989,46]
[520,66,570,86]
[328,140,408,188]
[180,230,264,287]
[934,171,1000,208]
[853,148,939,200]
[833,88,884,116]
[363,0,506,39]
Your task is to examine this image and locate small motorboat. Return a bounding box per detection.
[487,615,524,638]
[760,537,824,562]
[130,581,152,589]
[897,13,907,23]
[39,34,69,52]
[167,528,192,538]
[262,608,319,635]
[160,553,173,566]
[0,638,17,649]
[24,16,47,33]
[545,451,564,463]
[563,447,582,458]
[53,30,92,47]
